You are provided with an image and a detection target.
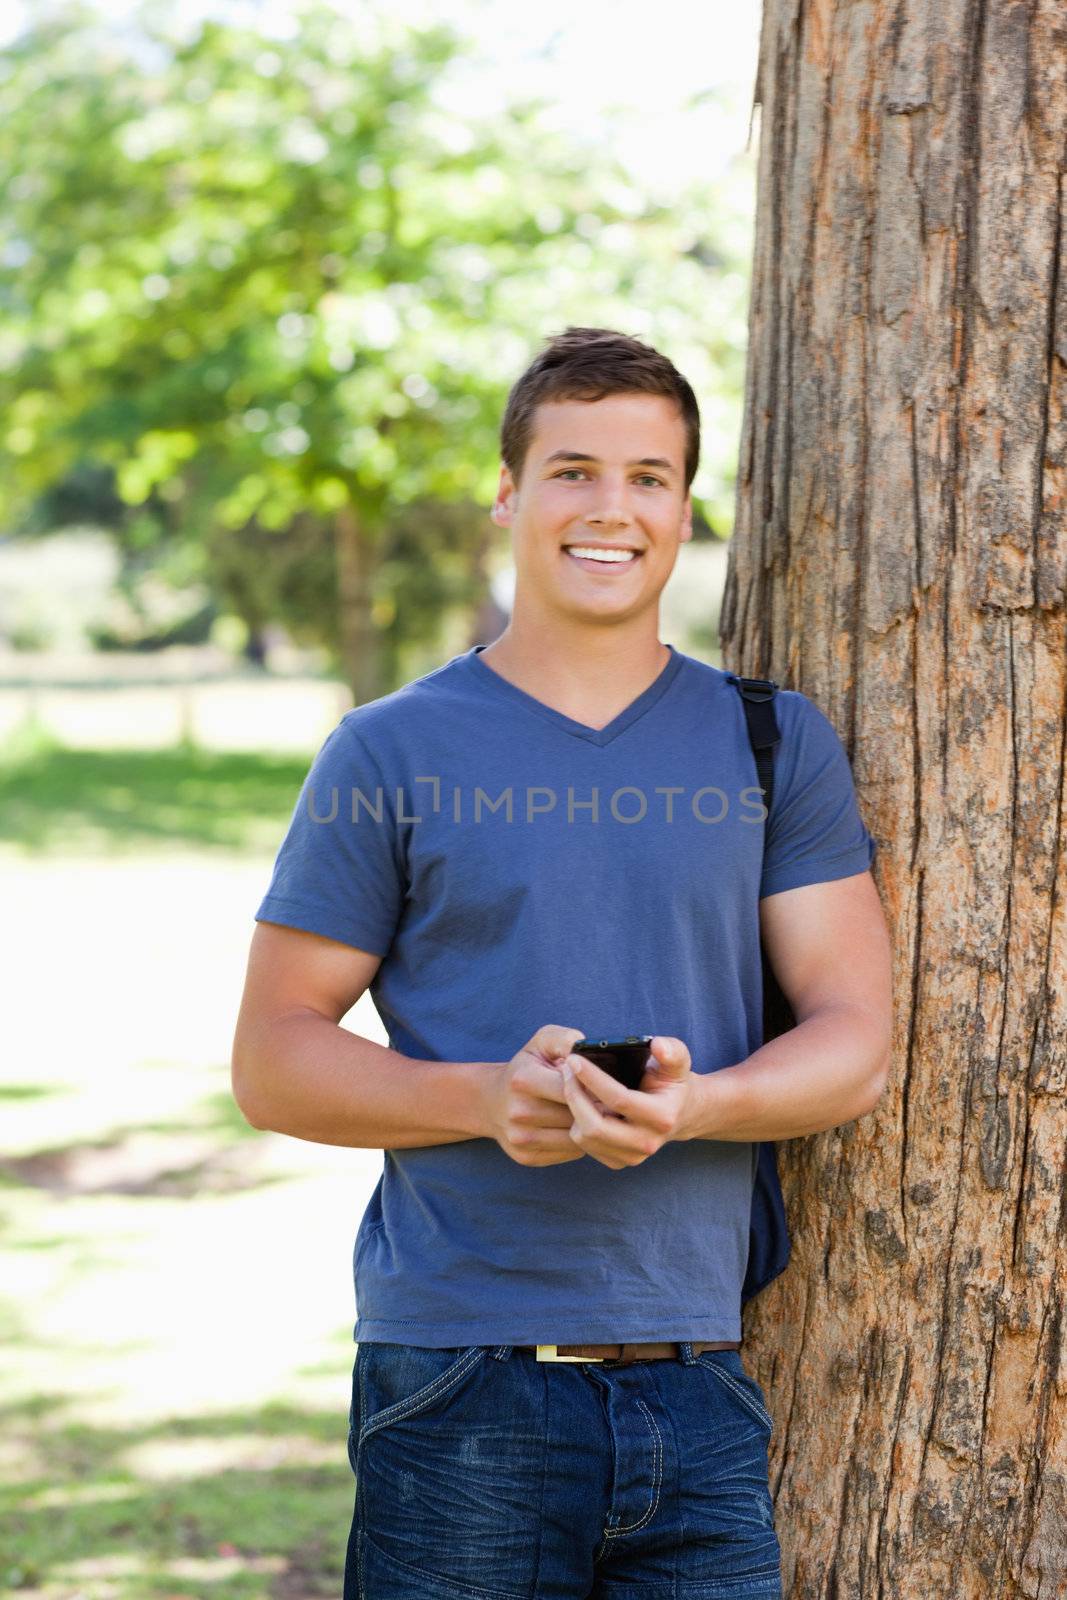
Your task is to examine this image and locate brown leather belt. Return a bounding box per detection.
[523,1340,741,1365]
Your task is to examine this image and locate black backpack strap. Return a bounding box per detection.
[730,676,781,820]
[730,672,794,1305]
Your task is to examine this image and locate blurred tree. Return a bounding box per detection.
[0,0,751,695]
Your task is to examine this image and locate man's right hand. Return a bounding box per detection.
[481,1025,588,1166]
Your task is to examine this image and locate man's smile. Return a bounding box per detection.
[562,544,644,571]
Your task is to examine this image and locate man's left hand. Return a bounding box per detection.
[560,1036,699,1170]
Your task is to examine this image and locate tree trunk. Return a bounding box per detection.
[334,502,380,707]
[721,3,1067,1595]
[467,515,509,648]
[243,625,268,668]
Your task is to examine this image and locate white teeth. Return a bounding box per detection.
[565,547,638,563]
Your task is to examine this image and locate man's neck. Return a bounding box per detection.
[477,621,671,732]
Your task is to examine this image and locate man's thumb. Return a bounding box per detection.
[650,1036,688,1076]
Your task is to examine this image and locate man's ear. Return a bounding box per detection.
[491,465,517,528]
[679,493,694,544]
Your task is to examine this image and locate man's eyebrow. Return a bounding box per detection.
[542,450,678,475]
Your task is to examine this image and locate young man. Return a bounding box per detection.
[232,327,893,1599]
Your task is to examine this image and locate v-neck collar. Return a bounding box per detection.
[465,642,685,747]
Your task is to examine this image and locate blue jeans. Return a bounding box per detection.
[344,1341,782,1598]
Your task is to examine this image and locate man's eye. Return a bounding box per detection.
[556,469,585,480]
[637,476,664,487]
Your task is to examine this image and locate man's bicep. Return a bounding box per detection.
[758,870,892,1031]
[236,920,384,1035]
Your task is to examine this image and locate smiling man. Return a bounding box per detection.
[232,327,892,1598]
[479,382,693,727]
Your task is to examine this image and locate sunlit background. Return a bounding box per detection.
[0,1,759,1593]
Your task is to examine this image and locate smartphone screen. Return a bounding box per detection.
[572,1036,654,1091]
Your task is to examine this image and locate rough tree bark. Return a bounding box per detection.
[720,2,1067,1595]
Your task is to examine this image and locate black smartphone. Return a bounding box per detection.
[572,1035,654,1091]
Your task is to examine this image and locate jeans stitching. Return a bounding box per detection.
[699,1356,774,1432]
[360,1526,527,1600]
[356,1355,368,1599]
[592,1384,617,1563]
[533,1359,548,1598]
[674,1574,781,1595]
[356,1356,369,1593]
[358,1349,368,1450]
[601,1396,663,1537]
[713,1369,774,1433]
[358,1347,485,1446]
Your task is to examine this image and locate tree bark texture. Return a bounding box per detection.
[720,2,1067,1595]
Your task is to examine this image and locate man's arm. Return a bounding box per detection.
[231,921,496,1148]
[557,870,893,1167]
[234,924,586,1164]
[679,870,893,1143]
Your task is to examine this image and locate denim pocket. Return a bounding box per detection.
[697,1349,774,1433]
[356,1343,485,1448]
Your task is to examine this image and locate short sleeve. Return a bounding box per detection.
[254,719,404,957]
[759,691,878,900]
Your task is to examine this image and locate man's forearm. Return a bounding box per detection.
[680,1004,891,1143]
[233,1009,497,1149]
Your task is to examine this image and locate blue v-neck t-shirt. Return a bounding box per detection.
[254,643,878,1345]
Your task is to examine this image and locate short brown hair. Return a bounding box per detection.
[500,326,701,491]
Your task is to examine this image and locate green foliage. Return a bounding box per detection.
[0,739,314,854]
[0,0,751,680]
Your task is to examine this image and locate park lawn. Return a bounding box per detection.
[0,719,312,856]
[1,731,386,1599]
[0,1063,367,1600]
[1,1377,352,1600]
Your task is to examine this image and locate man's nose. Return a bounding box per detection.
[584,483,633,527]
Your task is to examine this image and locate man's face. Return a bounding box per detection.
[491,392,694,626]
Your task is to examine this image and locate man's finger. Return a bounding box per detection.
[524,1058,574,1104]
[522,1124,586,1150]
[564,1069,601,1142]
[563,1066,646,1149]
[532,1024,587,1064]
[649,1034,692,1076]
[514,1104,574,1130]
[566,1056,656,1123]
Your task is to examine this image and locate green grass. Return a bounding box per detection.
[0,721,311,855]
[0,1100,361,1600]
[1,728,378,1596]
[1,1057,361,1599]
[1,1399,352,1599]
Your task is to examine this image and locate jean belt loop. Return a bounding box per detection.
[490,1345,513,1361]
[678,1341,697,1364]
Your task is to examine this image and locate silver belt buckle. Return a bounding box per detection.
[536,1344,605,1363]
